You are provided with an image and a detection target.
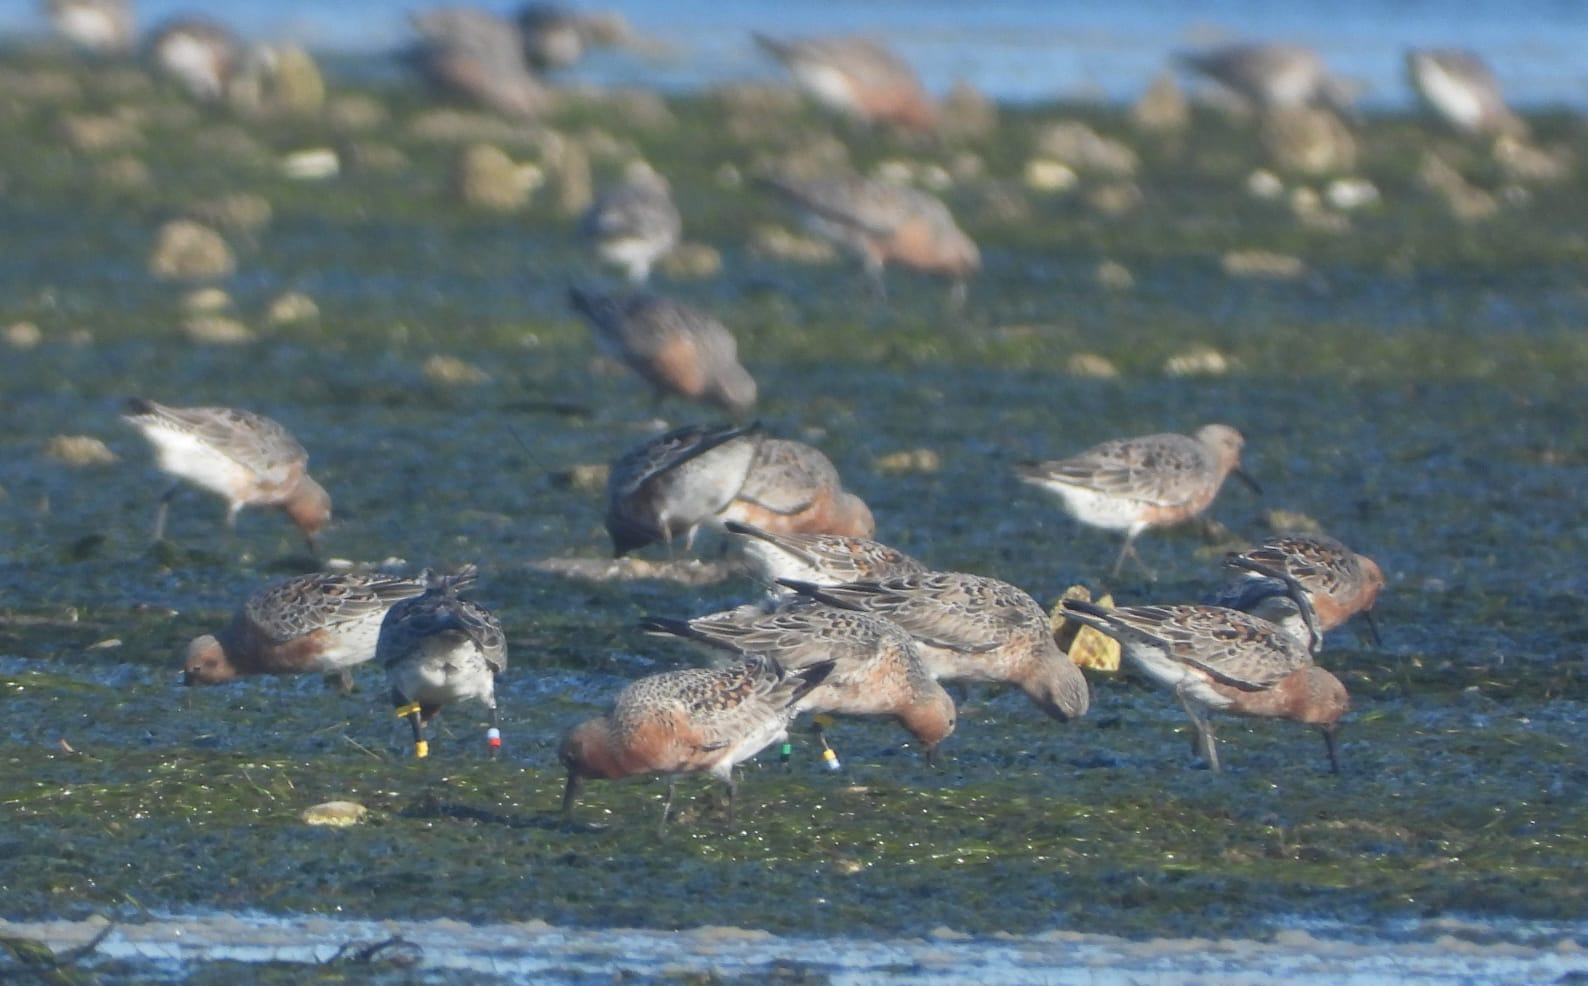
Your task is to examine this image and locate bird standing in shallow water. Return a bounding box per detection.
[719,438,876,541]
[378,573,507,759]
[1207,533,1385,648]
[182,569,472,687]
[725,520,926,606]
[756,172,979,304]
[782,571,1091,724]
[122,398,332,554]
[559,656,833,833]
[1017,424,1259,579]
[604,422,762,557]
[581,162,682,284]
[641,601,956,764]
[1060,593,1349,774]
[569,288,757,416]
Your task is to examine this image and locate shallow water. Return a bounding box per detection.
[2,36,1588,984]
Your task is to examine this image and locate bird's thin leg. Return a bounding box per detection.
[152,483,181,542]
[658,777,677,836]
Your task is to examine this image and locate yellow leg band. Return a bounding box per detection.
[414,740,429,758]
[395,703,421,718]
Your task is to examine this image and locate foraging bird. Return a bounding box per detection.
[1208,534,1384,648]
[559,655,834,831]
[725,520,926,606]
[641,601,956,763]
[757,172,979,302]
[182,569,472,686]
[1061,596,1348,773]
[581,162,682,284]
[378,573,507,759]
[569,288,757,416]
[783,571,1091,723]
[754,33,936,131]
[122,398,332,553]
[720,437,876,540]
[604,421,762,556]
[1017,424,1258,578]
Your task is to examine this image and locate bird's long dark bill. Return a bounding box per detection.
[1321,725,1341,774]
[1234,467,1262,496]
[561,772,582,815]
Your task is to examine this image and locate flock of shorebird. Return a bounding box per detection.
[121,392,1383,831]
[38,1,1446,829]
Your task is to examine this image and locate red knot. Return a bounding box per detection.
[581,161,682,284]
[1017,423,1259,578]
[378,572,506,759]
[569,288,756,416]
[559,655,834,832]
[757,172,980,302]
[408,6,547,119]
[782,571,1091,723]
[754,33,935,131]
[1406,49,1527,138]
[122,398,332,554]
[1061,597,1348,773]
[1175,43,1352,114]
[183,569,473,686]
[641,601,956,763]
[719,437,875,540]
[725,520,926,605]
[1209,534,1384,647]
[604,422,762,556]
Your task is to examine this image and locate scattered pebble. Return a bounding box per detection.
[266,292,318,325]
[1066,353,1119,378]
[423,355,490,386]
[1326,177,1380,210]
[182,315,254,344]
[301,801,368,827]
[453,143,532,211]
[1023,159,1078,194]
[1261,107,1356,176]
[148,220,234,281]
[1131,73,1189,133]
[1246,169,1285,200]
[1221,249,1305,280]
[45,435,118,467]
[1163,345,1233,377]
[658,242,721,279]
[182,288,232,313]
[560,463,609,493]
[4,322,42,349]
[282,148,340,181]
[751,225,836,264]
[1035,120,1139,176]
[1095,260,1133,291]
[874,449,941,475]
